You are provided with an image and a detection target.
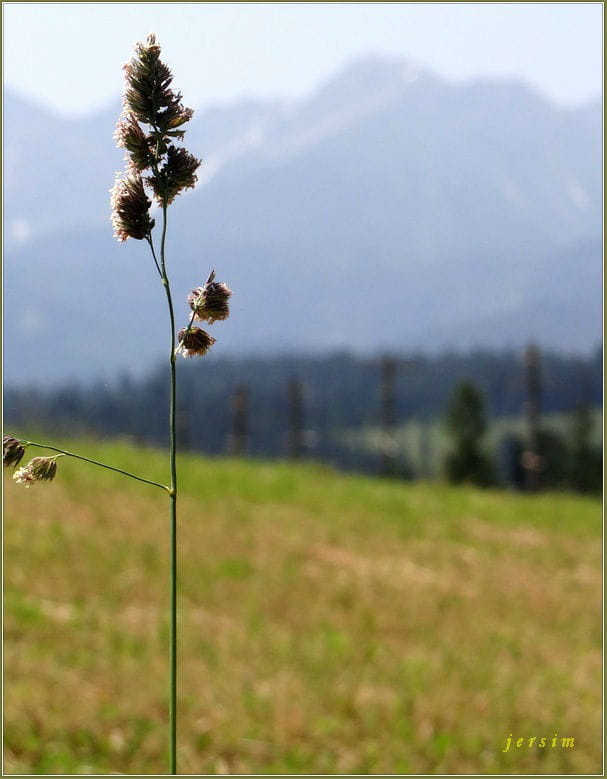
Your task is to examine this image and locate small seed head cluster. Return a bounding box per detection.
[13,457,58,487]
[3,436,26,469]
[176,270,232,358]
[176,327,216,358]
[188,276,233,324]
[114,114,151,172]
[110,172,155,242]
[111,33,201,240]
[151,145,201,206]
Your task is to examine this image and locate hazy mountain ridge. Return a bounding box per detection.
[3,57,602,384]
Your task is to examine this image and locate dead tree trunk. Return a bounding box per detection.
[380,355,397,476]
[523,344,542,491]
[287,377,304,460]
[229,384,249,456]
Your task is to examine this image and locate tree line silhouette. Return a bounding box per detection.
[5,346,601,492]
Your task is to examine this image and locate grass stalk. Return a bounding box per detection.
[158,201,179,775]
[5,34,230,775]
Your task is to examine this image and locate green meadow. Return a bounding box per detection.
[3,438,602,774]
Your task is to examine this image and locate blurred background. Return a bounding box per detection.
[3,2,603,490]
[3,2,603,775]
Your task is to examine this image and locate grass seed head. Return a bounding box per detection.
[114,114,152,172]
[176,327,216,358]
[114,33,200,211]
[13,457,58,487]
[3,436,26,469]
[110,171,155,242]
[188,279,232,324]
[149,146,201,205]
[122,33,176,128]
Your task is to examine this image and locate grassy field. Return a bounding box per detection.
[3,437,602,775]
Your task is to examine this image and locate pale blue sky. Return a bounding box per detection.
[3,2,603,118]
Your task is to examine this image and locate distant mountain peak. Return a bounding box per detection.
[246,54,434,164]
[4,59,601,383]
[310,53,431,104]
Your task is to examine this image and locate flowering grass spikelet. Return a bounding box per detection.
[150,146,201,205]
[13,456,58,487]
[3,436,25,469]
[117,32,200,208]
[114,113,152,171]
[188,272,232,324]
[122,33,174,128]
[176,327,216,358]
[110,171,155,241]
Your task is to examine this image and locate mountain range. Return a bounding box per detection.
[4,56,602,385]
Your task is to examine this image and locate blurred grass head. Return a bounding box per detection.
[3,435,26,469]
[13,456,59,487]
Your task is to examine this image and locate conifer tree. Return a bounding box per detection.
[444,380,495,486]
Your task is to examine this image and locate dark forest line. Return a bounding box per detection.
[5,346,602,483]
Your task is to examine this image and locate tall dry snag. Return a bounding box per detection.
[5,33,231,775]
